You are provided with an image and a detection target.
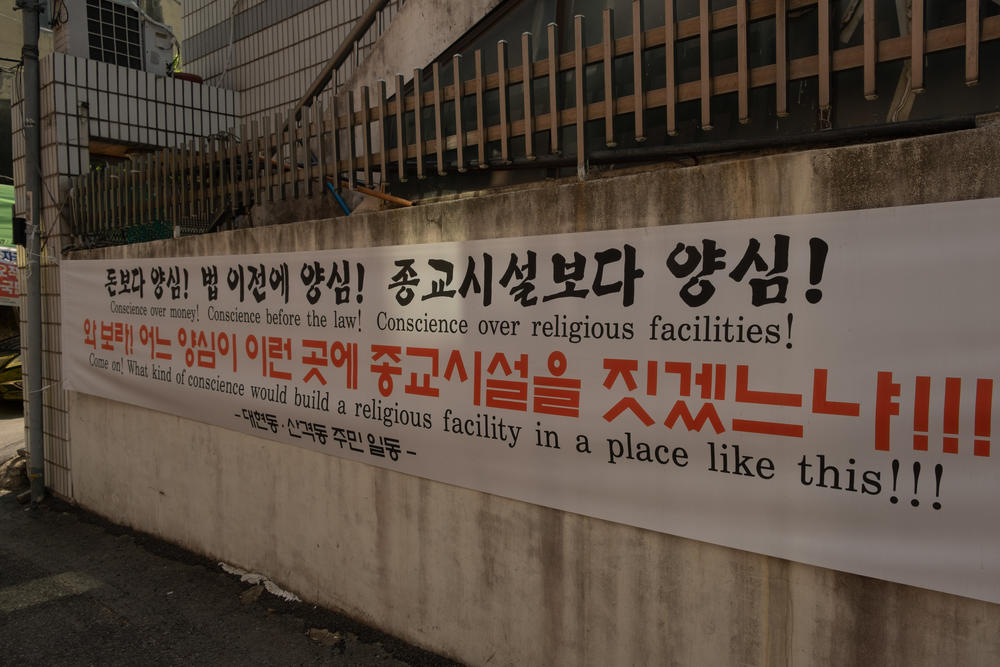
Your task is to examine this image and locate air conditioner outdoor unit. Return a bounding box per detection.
[54,0,175,75]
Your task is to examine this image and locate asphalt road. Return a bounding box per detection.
[0,489,458,666]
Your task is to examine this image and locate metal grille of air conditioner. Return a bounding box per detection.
[86,0,143,69]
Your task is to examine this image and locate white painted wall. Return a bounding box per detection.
[69,121,1000,665]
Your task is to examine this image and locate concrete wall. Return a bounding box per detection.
[67,122,1000,666]
[343,0,506,97]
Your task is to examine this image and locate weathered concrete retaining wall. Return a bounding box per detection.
[68,122,1000,666]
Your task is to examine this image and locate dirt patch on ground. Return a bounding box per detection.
[0,448,27,492]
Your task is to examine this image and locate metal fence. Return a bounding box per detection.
[70,0,999,244]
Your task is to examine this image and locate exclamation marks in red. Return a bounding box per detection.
[913,376,930,451]
[974,379,992,457]
[805,238,828,304]
[943,377,961,454]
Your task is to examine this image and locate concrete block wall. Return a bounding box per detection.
[182,0,403,123]
[67,122,1000,665]
[11,52,241,498]
[50,52,239,152]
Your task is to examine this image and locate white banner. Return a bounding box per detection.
[61,198,1000,603]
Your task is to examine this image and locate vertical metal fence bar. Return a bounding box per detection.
[317,102,327,192]
[277,110,287,200]
[474,52,486,168]
[737,0,749,123]
[331,96,342,187]
[116,164,123,228]
[88,170,95,235]
[160,150,167,224]
[191,139,198,218]
[699,0,712,129]
[209,138,217,216]
[602,9,615,147]
[100,167,107,233]
[412,69,423,179]
[122,163,129,227]
[128,160,136,226]
[205,137,219,220]
[395,74,406,181]
[108,166,115,230]
[133,160,139,224]
[99,168,106,233]
[776,0,788,116]
[140,157,146,224]
[190,140,197,220]
[76,175,83,234]
[108,167,115,232]
[966,0,979,86]
[522,32,535,159]
[206,138,213,216]
[431,66,444,175]
[95,169,101,234]
[157,150,164,224]
[864,0,877,100]
[162,149,169,223]
[185,140,194,220]
[665,0,677,135]
[136,159,142,224]
[547,23,560,153]
[819,0,831,115]
[152,152,159,224]
[289,114,299,199]
[112,164,120,230]
[251,119,259,204]
[912,0,924,92]
[305,104,315,197]
[268,113,277,202]
[115,164,122,229]
[118,161,128,227]
[453,56,466,171]
[229,130,238,209]
[347,90,358,188]
[496,41,510,164]
[148,151,154,224]
[123,162,130,227]
[145,154,152,224]
[378,80,389,183]
[154,151,160,223]
[200,137,209,217]
[170,147,178,228]
[632,1,645,142]
[574,14,586,176]
[362,85,373,185]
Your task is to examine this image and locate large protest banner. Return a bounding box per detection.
[61,198,1000,603]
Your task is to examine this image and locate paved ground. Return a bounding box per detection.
[0,467,458,666]
[0,400,24,463]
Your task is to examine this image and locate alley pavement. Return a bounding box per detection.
[0,468,457,666]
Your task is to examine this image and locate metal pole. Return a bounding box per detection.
[19,0,44,502]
